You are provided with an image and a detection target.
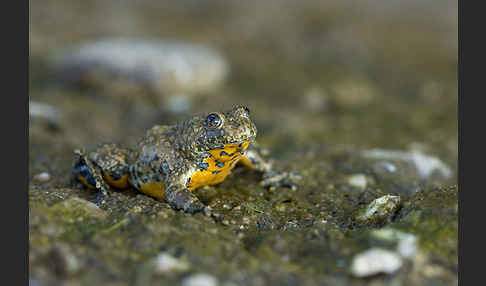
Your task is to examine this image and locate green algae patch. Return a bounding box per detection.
[394,185,458,269]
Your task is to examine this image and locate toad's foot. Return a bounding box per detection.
[165,185,212,215]
[260,170,303,191]
[240,143,302,191]
[72,149,110,199]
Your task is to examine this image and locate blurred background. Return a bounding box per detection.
[29,0,457,285]
[30,0,457,160]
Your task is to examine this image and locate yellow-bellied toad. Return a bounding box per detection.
[72,106,301,213]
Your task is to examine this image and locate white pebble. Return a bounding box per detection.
[371,228,418,259]
[33,172,51,183]
[351,248,403,277]
[182,273,218,286]
[29,101,61,123]
[396,233,417,258]
[154,253,189,274]
[347,174,367,189]
[376,161,397,173]
[362,149,452,179]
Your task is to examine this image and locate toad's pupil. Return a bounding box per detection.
[244,107,250,117]
[207,114,221,126]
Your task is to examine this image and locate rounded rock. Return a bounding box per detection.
[52,38,229,97]
[181,273,218,286]
[351,248,403,277]
[356,195,401,224]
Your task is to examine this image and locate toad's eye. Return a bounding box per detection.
[243,107,250,117]
[206,113,223,128]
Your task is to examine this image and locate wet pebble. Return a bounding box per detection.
[351,248,403,277]
[374,161,397,173]
[29,101,61,129]
[347,174,367,190]
[356,195,401,224]
[154,252,190,274]
[362,149,452,179]
[371,228,418,259]
[181,273,218,286]
[33,172,51,183]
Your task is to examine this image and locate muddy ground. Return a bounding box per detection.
[29,1,457,285]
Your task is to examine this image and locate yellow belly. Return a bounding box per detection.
[103,172,130,189]
[186,141,250,191]
[139,181,165,200]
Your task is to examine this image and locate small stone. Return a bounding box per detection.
[371,228,418,259]
[154,252,190,274]
[29,101,60,122]
[351,248,403,277]
[181,273,218,286]
[374,161,397,173]
[362,149,452,179]
[356,195,401,224]
[29,101,61,129]
[347,174,367,190]
[396,233,418,259]
[222,204,232,210]
[33,172,51,183]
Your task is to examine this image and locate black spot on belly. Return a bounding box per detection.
[215,161,225,168]
[230,159,238,167]
[220,151,230,157]
[198,162,209,171]
[212,170,221,174]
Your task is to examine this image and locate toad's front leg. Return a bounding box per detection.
[239,142,302,191]
[164,181,210,214]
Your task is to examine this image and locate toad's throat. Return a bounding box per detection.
[186,141,251,190]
